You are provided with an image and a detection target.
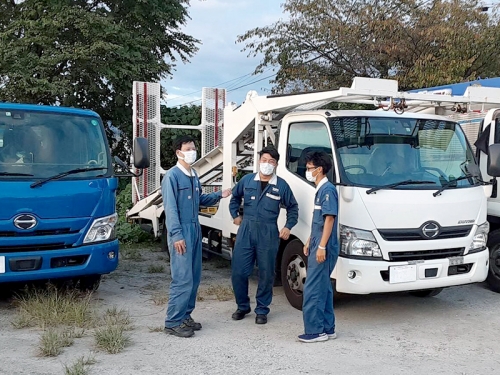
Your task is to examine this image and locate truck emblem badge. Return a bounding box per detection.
[421,221,440,239]
[13,214,37,230]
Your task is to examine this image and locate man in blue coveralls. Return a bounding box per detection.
[230,146,299,325]
[162,135,232,338]
[298,151,339,343]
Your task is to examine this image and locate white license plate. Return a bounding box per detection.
[0,256,5,274]
[389,265,417,284]
[449,256,464,266]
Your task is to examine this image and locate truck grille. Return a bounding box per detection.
[0,228,75,237]
[0,243,72,253]
[388,247,464,262]
[379,225,472,241]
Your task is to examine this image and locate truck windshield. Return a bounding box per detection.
[0,109,110,179]
[329,116,480,189]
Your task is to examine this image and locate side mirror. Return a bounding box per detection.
[133,137,150,169]
[487,143,500,177]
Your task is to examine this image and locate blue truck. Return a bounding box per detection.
[0,103,148,290]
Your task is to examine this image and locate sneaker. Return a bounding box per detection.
[164,323,194,338]
[298,333,328,343]
[183,317,202,331]
[325,329,337,339]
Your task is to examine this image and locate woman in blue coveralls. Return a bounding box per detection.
[229,147,299,325]
[299,151,339,343]
[162,135,232,338]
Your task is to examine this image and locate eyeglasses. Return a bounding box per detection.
[260,157,277,166]
[306,166,318,172]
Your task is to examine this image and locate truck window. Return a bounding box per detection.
[286,121,333,180]
[0,110,109,179]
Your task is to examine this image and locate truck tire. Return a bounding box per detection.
[160,219,170,261]
[487,230,500,293]
[76,275,102,292]
[281,239,307,310]
[409,288,443,297]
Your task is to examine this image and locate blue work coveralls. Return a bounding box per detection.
[162,162,223,328]
[302,177,339,335]
[229,173,298,315]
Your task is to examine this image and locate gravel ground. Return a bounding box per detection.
[1,244,499,375]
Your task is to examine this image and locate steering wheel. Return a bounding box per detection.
[421,166,447,180]
[345,165,367,173]
[87,160,98,166]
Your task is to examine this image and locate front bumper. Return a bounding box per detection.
[0,240,119,283]
[334,248,489,294]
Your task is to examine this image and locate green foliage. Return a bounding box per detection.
[160,104,202,170]
[238,0,500,93]
[116,183,153,243]
[0,0,198,161]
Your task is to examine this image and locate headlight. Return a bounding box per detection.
[84,214,118,244]
[340,225,382,258]
[468,221,489,254]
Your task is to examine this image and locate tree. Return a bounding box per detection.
[238,0,500,92]
[0,0,198,159]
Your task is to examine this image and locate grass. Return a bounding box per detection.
[199,284,234,301]
[38,328,75,357]
[11,286,96,329]
[94,307,133,354]
[120,246,144,261]
[148,326,164,333]
[151,293,169,306]
[147,264,165,273]
[63,354,97,375]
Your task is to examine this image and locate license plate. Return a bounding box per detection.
[449,256,464,266]
[0,256,5,274]
[389,265,417,284]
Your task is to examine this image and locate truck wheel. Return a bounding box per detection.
[160,219,170,261]
[76,275,102,292]
[409,288,443,297]
[281,239,307,310]
[487,230,500,293]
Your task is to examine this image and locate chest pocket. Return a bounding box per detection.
[263,192,281,216]
[313,195,324,227]
[243,187,257,207]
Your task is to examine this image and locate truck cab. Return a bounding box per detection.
[0,103,148,289]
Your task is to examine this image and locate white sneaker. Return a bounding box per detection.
[298,333,329,343]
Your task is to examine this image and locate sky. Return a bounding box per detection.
[162,0,286,108]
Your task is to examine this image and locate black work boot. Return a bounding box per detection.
[164,323,194,338]
[231,308,251,320]
[183,317,202,331]
[255,314,267,324]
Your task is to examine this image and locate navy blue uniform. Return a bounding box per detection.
[302,178,339,334]
[229,173,298,315]
[162,163,223,328]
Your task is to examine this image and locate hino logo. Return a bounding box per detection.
[13,214,37,230]
[421,221,441,239]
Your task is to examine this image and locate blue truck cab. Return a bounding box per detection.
[0,103,147,290]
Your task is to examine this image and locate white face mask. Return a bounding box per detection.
[178,150,197,165]
[306,167,319,182]
[259,162,275,176]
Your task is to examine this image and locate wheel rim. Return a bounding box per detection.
[286,254,307,295]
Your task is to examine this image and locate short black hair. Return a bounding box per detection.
[173,135,195,152]
[259,146,280,162]
[305,151,332,174]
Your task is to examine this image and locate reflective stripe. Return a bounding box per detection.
[314,205,321,210]
[266,193,280,200]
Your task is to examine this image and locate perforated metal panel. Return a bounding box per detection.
[132,82,161,203]
[447,112,485,153]
[201,88,226,157]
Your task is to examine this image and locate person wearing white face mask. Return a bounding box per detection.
[298,151,339,343]
[229,146,299,325]
[161,135,232,338]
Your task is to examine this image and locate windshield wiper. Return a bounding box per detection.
[433,174,477,197]
[0,172,34,176]
[30,167,107,188]
[366,180,436,195]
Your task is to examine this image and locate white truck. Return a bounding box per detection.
[127,77,500,309]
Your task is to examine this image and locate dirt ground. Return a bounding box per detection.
[1,244,500,375]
